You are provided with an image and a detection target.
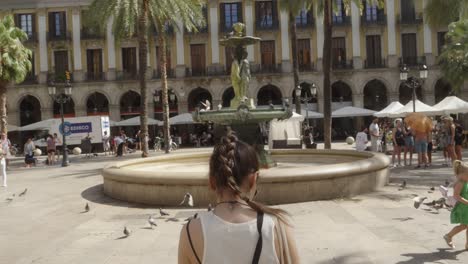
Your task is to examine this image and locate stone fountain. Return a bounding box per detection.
[193,22,291,168]
[101,24,390,207]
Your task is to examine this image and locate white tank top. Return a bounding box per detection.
[198,211,279,264]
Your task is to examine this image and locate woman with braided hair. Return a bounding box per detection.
[178,133,299,264]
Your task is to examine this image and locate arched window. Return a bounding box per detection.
[120,91,141,120]
[188,87,212,111]
[19,95,41,126]
[86,92,109,116]
[363,80,387,111]
[257,84,282,106]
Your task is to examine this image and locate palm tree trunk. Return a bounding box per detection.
[0,81,8,135]
[138,0,149,157]
[158,33,170,154]
[323,0,333,149]
[290,13,300,114]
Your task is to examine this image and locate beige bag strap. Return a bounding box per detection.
[274,217,292,264]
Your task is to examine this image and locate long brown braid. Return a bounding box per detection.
[209,132,290,225]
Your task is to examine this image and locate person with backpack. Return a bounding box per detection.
[178,133,299,263]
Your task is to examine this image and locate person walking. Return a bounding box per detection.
[355,127,368,151]
[24,137,35,168]
[404,126,414,166]
[46,134,56,165]
[392,119,405,167]
[445,116,457,165]
[443,160,468,250]
[369,118,380,152]
[0,133,11,169]
[102,131,110,155]
[178,133,299,264]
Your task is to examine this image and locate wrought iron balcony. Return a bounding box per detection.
[47,31,71,41]
[116,71,138,80]
[299,63,315,72]
[399,56,426,66]
[332,15,351,26]
[20,74,38,85]
[85,72,105,81]
[397,13,423,25]
[296,16,315,29]
[24,33,38,43]
[361,13,387,26]
[364,59,387,69]
[153,69,175,79]
[81,28,104,40]
[332,60,353,70]
[255,18,279,31]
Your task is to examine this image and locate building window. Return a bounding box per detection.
[332,37,346,68]
[297,39,312,71]
[122,47,137,78]
[16,14,34,37]
[256,1,277,29]
[156,46,172,77]
[221,2,243,31]
[366,35,382,68]
[53,50,69,78]
[401,33,417,65]
[260,40,276,72]
[86,49,103,81]
[400,0,416,22]
[437,31,447,55]
[333,0,345,23]
[190,44,206,76]
[295,7,313,27]
[48,12,66,37]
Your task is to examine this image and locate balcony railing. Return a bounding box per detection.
[364,59,387,69]
[252,64,282,74]
[186,67,207,77]
[361,13,387,26]
[220,21,242,33]
[47,31,71,41]
[47,71,73,82]
[81,29,104,40]
[296,17,315,28]
[24,33,38,43]
[399,56,426,66]
[85,72,105,81]
[332,15,351,26]
[116,71,138,80]
[255,18,279,31]
[332,60,353,70]
[20,74,38,85]
[397,13,423,25]
[153,69,175,79]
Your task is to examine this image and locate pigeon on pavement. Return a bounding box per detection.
[413,196,427,209]
[19,188,28,196]
[179,193,194,207]
[85,203,90,212]
[148,215,157,228]
[208,203,213,212]
[123,226,131,237]
[398,180,407,191]
[159,208,169,216]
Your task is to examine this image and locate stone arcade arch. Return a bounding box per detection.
[86,92,109,116]
[363,79,388,111]
[257,84,283,106]
[120,91,141,120]
[222,87,235,108]
[53,97,75,118]
[331,81,352,102]
[434,78,452,104]
[188,87,212,111]
[19,95,41,126]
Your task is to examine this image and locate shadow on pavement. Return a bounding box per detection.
[397,248,465,264]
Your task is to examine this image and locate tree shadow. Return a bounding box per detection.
[396,248,465,264]
[315,252,374,264]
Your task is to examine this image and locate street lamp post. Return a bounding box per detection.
[295,83,317,139]
[399,64,428,112]
[48,76,73,167]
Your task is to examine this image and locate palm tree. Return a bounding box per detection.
[0,15,32,134]
[86,0,204,156]
[425,0,468,90]
[278,0,313,114]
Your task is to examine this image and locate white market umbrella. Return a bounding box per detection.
[299,109,324,119]
[389,100,443,117]
[169,113,195,125]
[7,124,20,132]
[109,120,118,127]
[374,101,404,117]
[19,119,57,131]
[332,106,376,118]
[433,96,468,114]
[115,116,162,126]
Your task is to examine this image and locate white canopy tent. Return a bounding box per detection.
[374,101,404,117]
[299,109,324,119]
[389,100,443,117]
[433,96,468,114]
[19,119,57,131]
[115,116,162,126]
[268,112,305,149]
[7,124,20,132]
[169,113,195,125]
[332,106,376,118]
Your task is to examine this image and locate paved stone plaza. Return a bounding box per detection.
[1,144,468,264]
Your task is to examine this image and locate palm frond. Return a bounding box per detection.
[424,0,460,28]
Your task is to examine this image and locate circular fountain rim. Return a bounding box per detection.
[102,149,389,186]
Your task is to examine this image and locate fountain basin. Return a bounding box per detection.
[102,149,390,206]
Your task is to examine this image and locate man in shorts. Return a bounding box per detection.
[414,130,429,169]
[46,134,56,165]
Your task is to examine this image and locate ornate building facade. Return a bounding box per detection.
[0,0,464,129]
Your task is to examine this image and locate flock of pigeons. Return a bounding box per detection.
[397,179,454,213]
